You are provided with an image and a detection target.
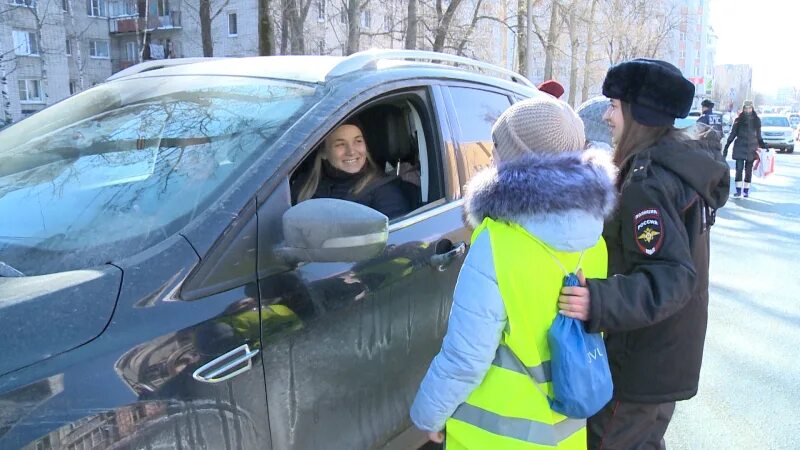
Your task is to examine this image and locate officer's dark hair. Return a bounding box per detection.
[613,101,672,167]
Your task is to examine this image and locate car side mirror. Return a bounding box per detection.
[276,198,388,264]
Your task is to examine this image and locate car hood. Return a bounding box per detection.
[0,265,120,376]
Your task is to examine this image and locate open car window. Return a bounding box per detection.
[0,76,322,276]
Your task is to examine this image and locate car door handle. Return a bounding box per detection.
[430,241,466,271]
[192,343,260,384]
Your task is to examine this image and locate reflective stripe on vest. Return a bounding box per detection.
[493,344,552,383]
[452,403,586,446]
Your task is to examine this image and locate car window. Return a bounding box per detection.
[0,76,321,276]
[762,116,790,127]
[448,87,512,181]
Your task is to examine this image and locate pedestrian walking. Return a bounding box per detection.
[557,59,730,450]
[723,100,767,197]
[410,96,617,449]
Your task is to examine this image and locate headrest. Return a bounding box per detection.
[359,105,413,166]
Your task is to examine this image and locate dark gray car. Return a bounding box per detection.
[0,50,540,450]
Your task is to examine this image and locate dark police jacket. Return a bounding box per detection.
[697,111,723,139]
[585,130,730,403]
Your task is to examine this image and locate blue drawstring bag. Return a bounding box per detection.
[546,273,613,418]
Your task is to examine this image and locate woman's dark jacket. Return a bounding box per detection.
[293,161,411,219]
[585,130,730,403]
[724,113,766,161]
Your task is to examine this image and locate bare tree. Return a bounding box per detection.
[186,0,231,56]
[597,0,680,64]
[258,0,277,55]
[581,0,598,102]
[0,49,16,125]
[541,0,561,80]
[405,0,417,49]
[564,1,579,106]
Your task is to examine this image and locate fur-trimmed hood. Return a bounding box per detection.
[464,149,617,251]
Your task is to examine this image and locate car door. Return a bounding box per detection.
[0,74,322,450]
[253,83,469,450]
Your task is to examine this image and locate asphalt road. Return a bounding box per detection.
[665,150,800,449]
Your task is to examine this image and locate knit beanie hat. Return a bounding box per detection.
[577,96,612,146]
[491,96,585,162]
[538,79,565,99]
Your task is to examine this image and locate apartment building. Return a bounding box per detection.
[1,0,111,123]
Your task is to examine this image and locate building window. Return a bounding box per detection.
[62,0,69,11]
[316,0,324,21]
[35,436,52,450]
[680,31,686,41]
[89,39,110,58]
[126,41,136,61]
[12,30,38,56]
[69,81,79,95]
[228,13,237,36]
[18,79,43,103]
[384,13,392,32]
[87,0,106,17]
[156,0,168,16]
[679,49,685,59]
[107,0,136,17]
[9,0,36,7]
[360,9,370,28]
[65,38,72,55]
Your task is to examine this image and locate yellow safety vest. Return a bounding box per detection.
[445,217,608,449]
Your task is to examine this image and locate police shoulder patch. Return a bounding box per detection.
[633,208,664,256]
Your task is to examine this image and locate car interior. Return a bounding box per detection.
[290,93,444,220]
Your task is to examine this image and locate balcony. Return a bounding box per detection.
[110,10,181,34]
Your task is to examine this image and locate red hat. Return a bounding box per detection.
[537,80,564,99]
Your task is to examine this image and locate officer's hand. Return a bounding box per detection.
[558,270,590,321]
[427,431,444,444]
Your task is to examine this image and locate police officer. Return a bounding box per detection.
[697,99,724,139]
[557,59,730,449]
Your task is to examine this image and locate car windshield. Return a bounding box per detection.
[761,116,790,127]
[0,76,321,276]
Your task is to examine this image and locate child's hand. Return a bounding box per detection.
[558,269,591,321]
[427,431,444,443]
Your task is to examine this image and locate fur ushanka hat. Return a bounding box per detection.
[602,58,694,127]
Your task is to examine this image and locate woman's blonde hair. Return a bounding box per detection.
[296,122,381,203]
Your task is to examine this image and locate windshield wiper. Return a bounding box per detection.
[0,261,24,277]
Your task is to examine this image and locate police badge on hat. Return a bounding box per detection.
[633,209,664,256]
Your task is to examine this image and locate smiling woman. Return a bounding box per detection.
[293,119,411,219]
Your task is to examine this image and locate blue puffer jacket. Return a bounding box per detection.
[410,150,617,433]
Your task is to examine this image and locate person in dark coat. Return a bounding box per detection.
[723,100,766,197]
[557,59,730,449]
[293,120,411,219]
[697,99,724,139]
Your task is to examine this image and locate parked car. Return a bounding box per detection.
[760,114,795,153]
[0,50,542,450]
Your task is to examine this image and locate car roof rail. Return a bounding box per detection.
[326,49,536,88]
[106,57,225,82]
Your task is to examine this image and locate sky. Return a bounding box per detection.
[709,0,800,94]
